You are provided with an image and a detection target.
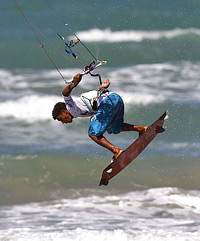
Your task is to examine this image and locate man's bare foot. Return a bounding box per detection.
[111,149,123,163]
[139,126,148,137]
[113,149,123,160]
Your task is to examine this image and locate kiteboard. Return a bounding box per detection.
[99,111,167,186]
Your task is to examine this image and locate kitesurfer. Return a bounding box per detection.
[52,73,148,160]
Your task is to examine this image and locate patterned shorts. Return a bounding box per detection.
[88,93,124,136]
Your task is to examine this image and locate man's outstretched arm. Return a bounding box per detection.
[62,73,82,97]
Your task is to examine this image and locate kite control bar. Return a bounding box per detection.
[64,60,107,85]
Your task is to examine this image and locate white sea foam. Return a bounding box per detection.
[0,68,78,90]
[74,28,200,43]
[0,92,163,122]
[0,95,62,122]
[119,91,166,105]
[0,61,200,122]
[1,188,200,241]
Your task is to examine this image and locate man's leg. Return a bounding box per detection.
[89,124,147,158]
[122,123,148,134]
[89,134,123,159]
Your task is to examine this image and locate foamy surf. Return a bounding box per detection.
[0,95,62,122]
[74,28,200,43]
[0,188,200,241]
[1,61,200,122]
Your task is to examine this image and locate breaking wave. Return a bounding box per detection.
[74,28,200,43]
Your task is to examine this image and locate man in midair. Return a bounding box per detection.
[52,73,148,160]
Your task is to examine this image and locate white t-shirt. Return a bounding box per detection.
[63,91,112,118]
[63,95,92,118]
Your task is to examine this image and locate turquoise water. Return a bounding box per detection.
[0,0,200,240]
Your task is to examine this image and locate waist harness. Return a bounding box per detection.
[80,89,109,113]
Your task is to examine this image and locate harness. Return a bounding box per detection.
[80,89,109,113]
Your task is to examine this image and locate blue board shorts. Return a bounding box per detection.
[88,93,124,136]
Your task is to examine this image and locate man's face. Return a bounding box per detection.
[56,110,73,124]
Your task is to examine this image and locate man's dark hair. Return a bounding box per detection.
[52,102,66,120]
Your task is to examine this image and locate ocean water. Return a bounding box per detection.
[0,0,200,240]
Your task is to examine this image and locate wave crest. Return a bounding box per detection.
[74,28,200,42]
[0,95,61,122]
